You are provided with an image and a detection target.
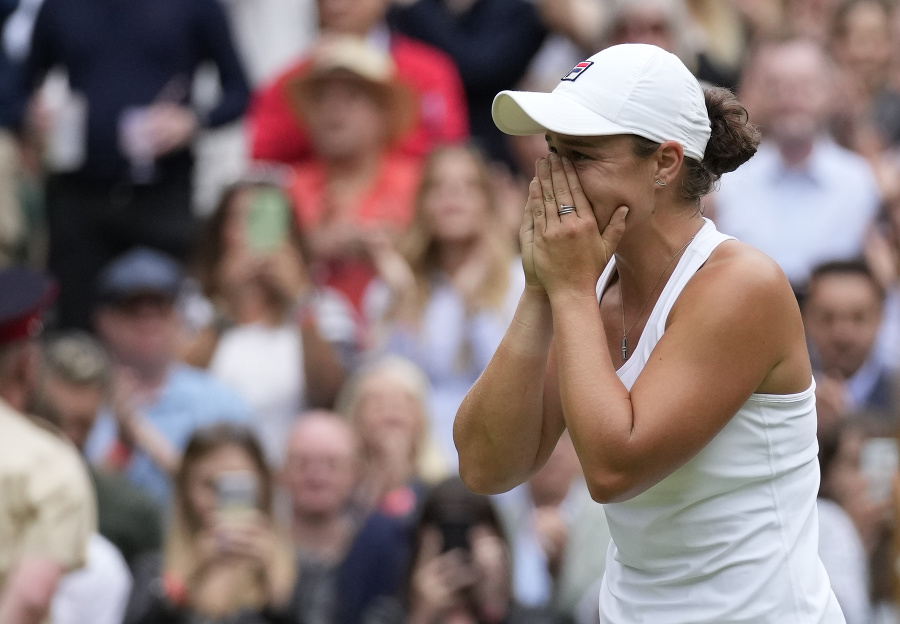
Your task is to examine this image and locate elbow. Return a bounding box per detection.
[584,470,638,504]
[457,458,511,496]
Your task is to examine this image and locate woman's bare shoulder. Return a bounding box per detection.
[696,239,792,299]
[670,239,799,335]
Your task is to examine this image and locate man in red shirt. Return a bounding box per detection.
[285,36,422,310]
[248,0,469,164]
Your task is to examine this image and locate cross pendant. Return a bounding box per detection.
[621,336,628,360]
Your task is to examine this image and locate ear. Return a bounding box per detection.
[653,141,684,187]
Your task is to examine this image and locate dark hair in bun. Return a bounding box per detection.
[632,86,760,202]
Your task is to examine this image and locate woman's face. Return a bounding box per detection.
[834,1,892,91]
[184,444,262,531]
[545,133,658,230]
[423,150,491,244]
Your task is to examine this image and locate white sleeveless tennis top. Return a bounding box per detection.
[594,219,845,623]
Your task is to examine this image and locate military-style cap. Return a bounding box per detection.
[0,266,57,346]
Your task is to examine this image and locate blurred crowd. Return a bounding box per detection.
[3,0,900,623]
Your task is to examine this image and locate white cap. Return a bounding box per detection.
[492,44,711,161]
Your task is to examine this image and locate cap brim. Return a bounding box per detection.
[493,90,631,137]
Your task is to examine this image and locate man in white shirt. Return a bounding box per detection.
[714,38,880,288]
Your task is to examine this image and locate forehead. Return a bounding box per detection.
[545,132,633,150]
[809,272,881,303]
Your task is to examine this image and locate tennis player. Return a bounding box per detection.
[454,44,845,623]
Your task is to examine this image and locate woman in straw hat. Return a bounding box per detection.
[454,43,845,622]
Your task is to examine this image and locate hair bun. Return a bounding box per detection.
[702,87,760,177]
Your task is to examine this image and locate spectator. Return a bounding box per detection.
[248,0,468,165]
[25,0,251,330]
[363,477,569,624]
[36,331,163,567]
[714,38,881,287]
[388,0,547,165]
[500,432,610,620]
[607,0,738,89]
[336,356,447,521]
[125,423,296,624]
[828,0,900,164]
[283,411,408,624]
[186,180,356,465]
[0,0,25,265]
[817,421,873,624]
[684,0,748,89]
[802,260,899,436]
[364,144,524,467]
[786,0,842,41]
[284,36,423,310]
[50,532,132,624]
[84,248,251,505]
[864,189,900,369]
[0,266,95,624]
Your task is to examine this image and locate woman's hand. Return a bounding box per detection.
[258,244,313,301]
[364,229,417,298]
[408,528,476,624]
[469,527,510,620]
[451,240,493,313]
[529,153,628,300]
[215,513,277,566]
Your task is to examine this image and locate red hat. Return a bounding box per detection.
[0,267,57,346]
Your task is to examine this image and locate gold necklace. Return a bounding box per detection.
[620,235,695,360]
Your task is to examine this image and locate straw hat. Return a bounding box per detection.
[286,36,418,145]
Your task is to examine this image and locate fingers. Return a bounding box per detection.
[417,526,443,568]
[600,206,629,256]
[548,153,582,219]
[523,177,539,234]
[530,165,548,235]
[560,155,591,218]
[536,157,557,227]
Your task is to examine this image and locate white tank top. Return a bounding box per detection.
[594,219,845,623]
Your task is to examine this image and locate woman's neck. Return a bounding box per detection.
[613,208,704,304]
[437,237,480,276]
[225,283,288,328]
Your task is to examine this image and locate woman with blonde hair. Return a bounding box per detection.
[363,144,525,469]
[125,423,296,624]
[337,355,447,520]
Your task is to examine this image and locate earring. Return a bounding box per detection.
[655,180,667,186]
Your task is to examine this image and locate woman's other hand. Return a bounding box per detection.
[408,527,476,623]
[215,512,277,566]
[364,229,417,298]
[531,153,628,300]
[469,526,510,620]
[258,244,313,301]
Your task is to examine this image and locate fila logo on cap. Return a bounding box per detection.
[561,61,593,82]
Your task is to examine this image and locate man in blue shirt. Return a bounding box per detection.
[84,248,250,505]
[25,0,250,329]
[714,38,880,289]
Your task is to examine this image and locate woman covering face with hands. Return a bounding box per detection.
[454,44,846,623]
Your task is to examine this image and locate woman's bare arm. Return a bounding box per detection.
[535,154,811,503]
[454,288,564,494]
